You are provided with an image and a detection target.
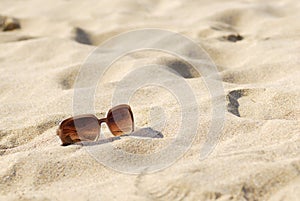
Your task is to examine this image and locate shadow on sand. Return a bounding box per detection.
[75,127,163,147]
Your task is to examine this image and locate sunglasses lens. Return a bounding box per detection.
[107,105,134,136]
[58,115,100,145]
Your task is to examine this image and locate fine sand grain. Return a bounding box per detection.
[0,0,299,200]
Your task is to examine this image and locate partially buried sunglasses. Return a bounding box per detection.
[57,104,134,145]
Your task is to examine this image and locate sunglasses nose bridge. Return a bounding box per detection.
[98,118,107,125]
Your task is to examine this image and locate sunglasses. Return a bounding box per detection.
[57,104,134,146]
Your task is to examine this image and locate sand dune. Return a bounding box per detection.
[0,0,299,200]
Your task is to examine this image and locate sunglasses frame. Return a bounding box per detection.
[57,104,134,145]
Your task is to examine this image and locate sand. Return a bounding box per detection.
[0,0,300,200]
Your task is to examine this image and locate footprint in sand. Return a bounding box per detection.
[0,16,21,31]
[227,88,299,120]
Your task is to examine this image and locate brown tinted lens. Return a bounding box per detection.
[107,105,134,136]
[58,115,100,145]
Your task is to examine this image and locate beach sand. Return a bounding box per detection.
[0,0,300,200]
